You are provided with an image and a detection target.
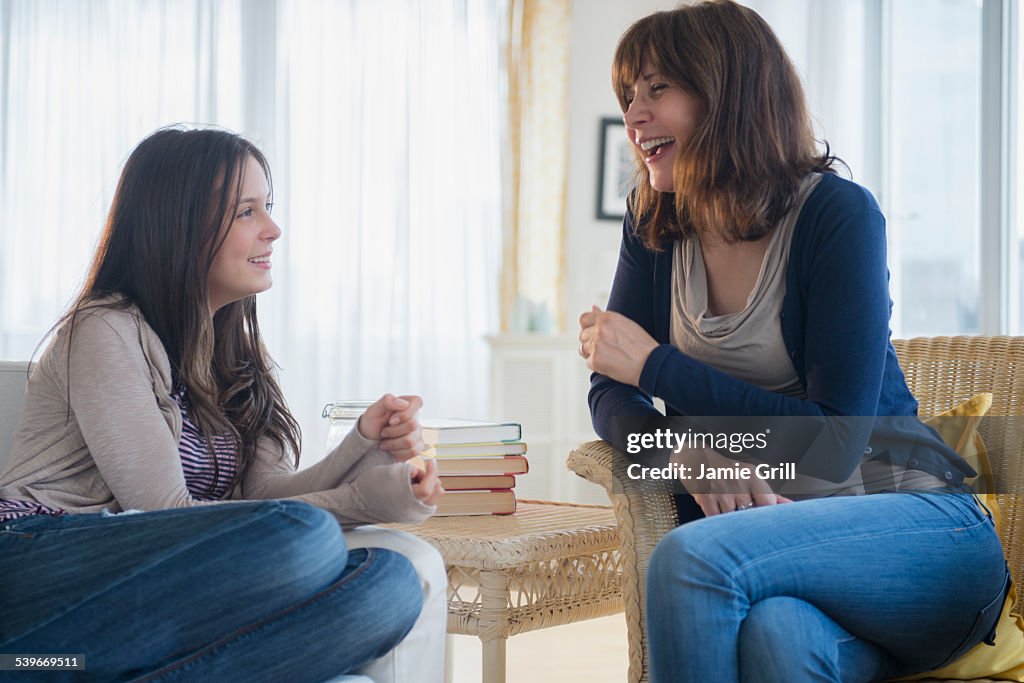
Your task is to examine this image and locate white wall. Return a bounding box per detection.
[565,0,677,324]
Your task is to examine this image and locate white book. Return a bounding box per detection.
[421,418,522,446]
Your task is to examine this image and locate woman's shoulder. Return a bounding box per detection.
[790,173,886,255]
[804,173,883,220]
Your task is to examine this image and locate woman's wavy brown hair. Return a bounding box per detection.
[613,0,841,249]
[57,126,301,494]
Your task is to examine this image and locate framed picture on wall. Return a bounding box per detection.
[596,117,633,221]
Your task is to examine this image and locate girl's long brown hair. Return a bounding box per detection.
[56,126,301,493]
[613,0,841,249]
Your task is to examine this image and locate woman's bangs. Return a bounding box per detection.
[613,18,661,110]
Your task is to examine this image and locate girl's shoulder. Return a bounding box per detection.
[49,296,166,366]
[31,295,173,395]
[64,295,150,335]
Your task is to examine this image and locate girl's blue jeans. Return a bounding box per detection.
[0,500,423,682]
[647,491,1010,683]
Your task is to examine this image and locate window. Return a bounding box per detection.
[885,0,984,336]
[764,0,1009,337]
[0,0,505,453]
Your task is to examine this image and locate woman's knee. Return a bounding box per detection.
[648,522,726,587]
[738,597,890,683]
[739,598,834,683]
[740,598,816,662]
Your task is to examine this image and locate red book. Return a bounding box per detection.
[432,455,529,476]
[435,489,516,516]
[439,474,516,490]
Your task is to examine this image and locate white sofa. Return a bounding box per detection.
[0,360,372,683]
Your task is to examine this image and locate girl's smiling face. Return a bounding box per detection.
[207,154,281,313]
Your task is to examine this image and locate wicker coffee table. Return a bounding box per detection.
[390,500,624,683]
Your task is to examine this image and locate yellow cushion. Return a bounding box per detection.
[899,393,1024,682]
[925,393,995,501]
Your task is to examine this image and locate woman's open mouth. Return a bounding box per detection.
[641,136,675,163]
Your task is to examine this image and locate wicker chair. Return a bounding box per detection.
[567,336,1024,683]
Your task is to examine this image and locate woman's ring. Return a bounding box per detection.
[737,502,754,511]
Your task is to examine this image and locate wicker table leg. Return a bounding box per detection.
[391,502,624,682]
[477,569,511,683]
[481,637,508,683]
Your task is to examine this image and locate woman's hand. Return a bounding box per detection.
[675,448,793,517]
[358,394,425,462]
[410,457,444,506]
[578,305,659,387]
[691,490,792,517]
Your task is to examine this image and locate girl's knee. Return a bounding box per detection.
[365,548,424,636]
[264,499,338,532]
[242,501,347,590]
[347,528,447,602]
[258,500,342,549]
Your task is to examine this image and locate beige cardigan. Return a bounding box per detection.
[0,303,435,527]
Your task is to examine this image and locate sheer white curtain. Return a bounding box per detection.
[0,0,504,460]
[0,0,243,358]
[265,0,504,455]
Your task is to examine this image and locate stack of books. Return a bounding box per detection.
[420,419,527,516]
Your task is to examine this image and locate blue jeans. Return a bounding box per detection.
[0,500,423,682]
[647,491,1009,683]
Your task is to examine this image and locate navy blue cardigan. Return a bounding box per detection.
[589,173,973,486]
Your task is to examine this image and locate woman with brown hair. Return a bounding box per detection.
[0,126,445,681]
[579,2,1009,680]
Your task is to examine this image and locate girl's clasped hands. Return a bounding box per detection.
[358,394,444,506]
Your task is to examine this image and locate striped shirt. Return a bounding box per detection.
[0,499,62,522]
[0,383,238,522]
[172,383,238,500]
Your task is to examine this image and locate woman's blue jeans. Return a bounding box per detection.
[647,491,1009,683]
[0,500,423,682]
